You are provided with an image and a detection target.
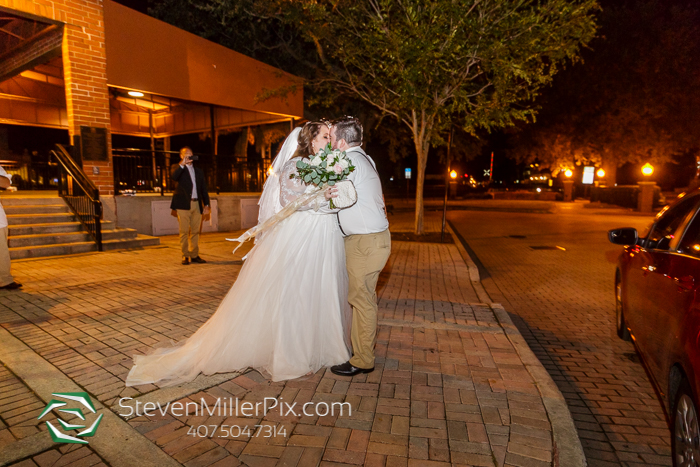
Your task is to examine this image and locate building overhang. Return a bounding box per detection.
[0,1,303,134]
[108,88,296,138]
[103,0,303,121]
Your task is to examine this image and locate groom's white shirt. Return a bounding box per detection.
[337,146,388,236]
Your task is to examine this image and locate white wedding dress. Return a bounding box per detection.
[126,130,351,386]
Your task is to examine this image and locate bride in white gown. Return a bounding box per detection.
[126,122,351,386]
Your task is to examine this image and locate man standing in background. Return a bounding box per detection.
[0,164,21,290]
[171,147,210,265]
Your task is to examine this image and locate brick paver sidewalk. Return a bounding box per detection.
[0,211,572,466]
[447,205,671,466]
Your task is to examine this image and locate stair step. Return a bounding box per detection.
[4,195,161,259]
[0,196,61,206]
[9,242,97,260]
[9,232,92,248]
[102,235,161,251]
[9,222,84,235]
[3,204,70,215]
[8,228,139,248]
[8,221,116,236]
[7,212,76,225]
[9,235,161,259]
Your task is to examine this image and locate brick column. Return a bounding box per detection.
[562,179,575,202]
[60,1,113,195]
[0,0,114,195]
[637,181,655,213]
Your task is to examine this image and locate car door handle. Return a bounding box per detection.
[676,275,695,291]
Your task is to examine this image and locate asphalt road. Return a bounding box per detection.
[448,203,673,467]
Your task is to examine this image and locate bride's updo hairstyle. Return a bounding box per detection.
[293,121,324,159]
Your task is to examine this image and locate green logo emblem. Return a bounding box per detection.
[37,392,103,444]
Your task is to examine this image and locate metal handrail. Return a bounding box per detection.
[50,144,103,251]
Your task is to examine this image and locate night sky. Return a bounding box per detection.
[113,0,149,14]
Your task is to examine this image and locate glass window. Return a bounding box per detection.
[678,210,700,258]
[646,195,699,250]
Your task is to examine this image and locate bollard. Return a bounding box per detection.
[563,180,575,202]
[637,181,655,213]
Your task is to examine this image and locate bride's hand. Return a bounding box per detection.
[324,187,338,201]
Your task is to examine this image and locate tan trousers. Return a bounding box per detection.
[177,201,202,258]
[0,226,14,287]
[346,229,391,369]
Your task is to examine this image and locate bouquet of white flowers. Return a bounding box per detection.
[228,144,356,254]
[292,143,356,209]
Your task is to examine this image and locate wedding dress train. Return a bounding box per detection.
[126,156,351,386]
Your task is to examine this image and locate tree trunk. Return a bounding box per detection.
[413,140,430,235]
[408,109,435,235]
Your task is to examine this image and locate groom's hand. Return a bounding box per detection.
[324,187,338,201]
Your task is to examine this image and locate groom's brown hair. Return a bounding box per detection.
[333,117,363,147]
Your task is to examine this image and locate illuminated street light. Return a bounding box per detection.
[597,169,605,178]
[450,170,458,179]
[128,91,144,97]
[564,169,573,178]
[641,163,654,176]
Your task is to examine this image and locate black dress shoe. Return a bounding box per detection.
[191,256,207,264]
[0,281,22,290]
[330,361,374,377]
[182,256,190,265]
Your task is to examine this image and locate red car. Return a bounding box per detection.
[609,190,700,466]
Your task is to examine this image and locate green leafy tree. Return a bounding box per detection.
[149,0,598,233]
[280,0,598,233]
[508,0,700,184]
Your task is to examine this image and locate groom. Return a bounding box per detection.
[330,117,391,377]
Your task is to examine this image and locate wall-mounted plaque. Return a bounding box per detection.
[80,126,108,162]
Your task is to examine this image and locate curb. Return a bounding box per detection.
[492,304,587,467]
[392,206,553,214]
[446,224,587,467]
[0,327,181,467]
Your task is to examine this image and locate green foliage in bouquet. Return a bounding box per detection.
[291,143,355,187]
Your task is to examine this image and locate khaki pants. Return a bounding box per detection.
[0,226,14,287]
[346,229,391,369]
[177,201,202,258]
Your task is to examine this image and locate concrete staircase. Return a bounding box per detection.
[3,195,160,260]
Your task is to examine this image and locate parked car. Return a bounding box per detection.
[609,190,700,466]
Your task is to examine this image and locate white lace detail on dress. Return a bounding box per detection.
[279,158,307,207]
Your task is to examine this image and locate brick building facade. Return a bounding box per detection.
[0,0,303,197]
[0,0,113,193]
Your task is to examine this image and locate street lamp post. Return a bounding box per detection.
[441,128,454,243]
[562,169,575,202]
[638,163,655,213]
